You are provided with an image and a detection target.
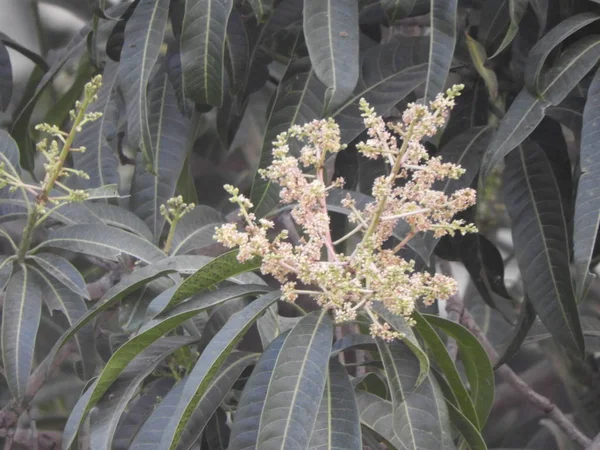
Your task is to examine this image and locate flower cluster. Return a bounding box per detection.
[214,86,477,341]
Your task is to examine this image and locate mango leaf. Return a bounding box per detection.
[159,291,281,449]
[376,338,454,449]
[119,0,170,169]
[355,391,402,448]
[256,310,333,450]
[62,285,269,446]
[423,314,495,426]
[574,67,600,300]
[29,253,89,300]
[478,0,509,51]
[204,409,230,450]
[0,256,13,291]
[0,130,30,216]
[0,41,11,111]
[175,352,259,450]
[489,0,529,58]
[412,311,479,428]
[37,224,165,264]
[504,140,584,354]
[524,12,600,97]
[482,35,600,178]
[380,0,429,24]
[441,382,488,450]
[424,0,457,102]
[180,0,234,106]
[247,0,274,22]
[130,70,190,242]
[546,97,584,139]
[304,0,359,112]
[170,205,226,255]
[495,297,537,367]
[466,33,499,102]
[11,25,89,170]
[28,264,96,379]
[0,32,48,72]
[371,303,430,388]
[163,250,261,311]
[225,11,250,96]
[72,59,120,189]
[68,337,195,450]
[1,265,42,400]
[308,358,362,450]
[228,332,288,450]
[86,203,154,241]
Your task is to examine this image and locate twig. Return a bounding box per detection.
[461,309,592,448]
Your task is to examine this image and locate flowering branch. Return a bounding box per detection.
[214,86,478,340]
[160,195,195,254]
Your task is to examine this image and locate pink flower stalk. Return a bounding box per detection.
[214,85,477,341]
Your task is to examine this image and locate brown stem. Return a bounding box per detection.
[460,309,591,448]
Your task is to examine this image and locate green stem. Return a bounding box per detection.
[163,217,180,255]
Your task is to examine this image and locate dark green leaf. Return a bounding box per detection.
[119,0,170,169]
[29,253,89,300]
[0,256,13,292]
[371,303,430,388]
[304,0,359,112]
[331,334,376,356]
[412,311,479,428]
[180,0,234,106]
[0,32,48,72]
[225,11,250,96]
[248,0,274,22]
[482,36,600,178]
[308,358,362,450]
[504,141,584,353]
[380,0,428,24]
[546,97,585,140]
[37,224,165,263]
[524,12,600,97]
[159,291,281,449]
[0,130,30,216]
[170,205,225,255]
[228,332,288,450]
[72,59,120,189]
[256,310,333,450]
[423,314,495,426]
[489,0,529,58]
[424,0,458,102]
[67,337,194,449]
[205,409,230,450]
[11,26,90,170]
[0,41,11,111]
[28,264,96,379]
[130,70,190,241]
[63,285,269,446]
[574,67,600,300]
[376,338,454,449]
[495,297,537,367]
[175,352,258,450]
[478,0,509,51]
[445,397,488,450]
[355,391,402,448]
[86,203,154,241]
[1,265,42,400]
[164,250,261,311]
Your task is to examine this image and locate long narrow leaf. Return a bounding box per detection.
[355,391,402,448]
[0,41,11,111]
[29,253,89,299]
[1,265,42,400]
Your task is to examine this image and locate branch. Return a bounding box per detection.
[460,309,591,448]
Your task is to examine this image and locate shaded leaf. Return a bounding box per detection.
[0,130,30,216]
[37,224,164,263]
[482,35,600,178]
[72,59,120,189]
[0,41,12,111]
[304,0,359,112]
[308,358,362,450]
[175,352,258,450]
[205,408,230,450]
[170,205,226,255]
[0,256,13,292]
[1,265,42,400]
[248,0,274,22]
[29,253,89,300]
[423,314,495,426]
[524,12,600,96]
[28,264,96,379]
[180,0,234,106]
[119,0,170,169]
[495,297,537,367]
[478,0,509,51]
[424,0,458,102]
[228,332,289,450]
[130,69,190,241]
[412,311,479,428]
[376,338,454,449]
[355,391,402,448]
[504,141,584,353]
[0,32,48,72]
[256,310,333,450]
[380,0,429,24]
[445,396,488,450]
[160,291,281,449]
[489,0,529,58]
[86,202,154,241]
[574,67,600,300]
